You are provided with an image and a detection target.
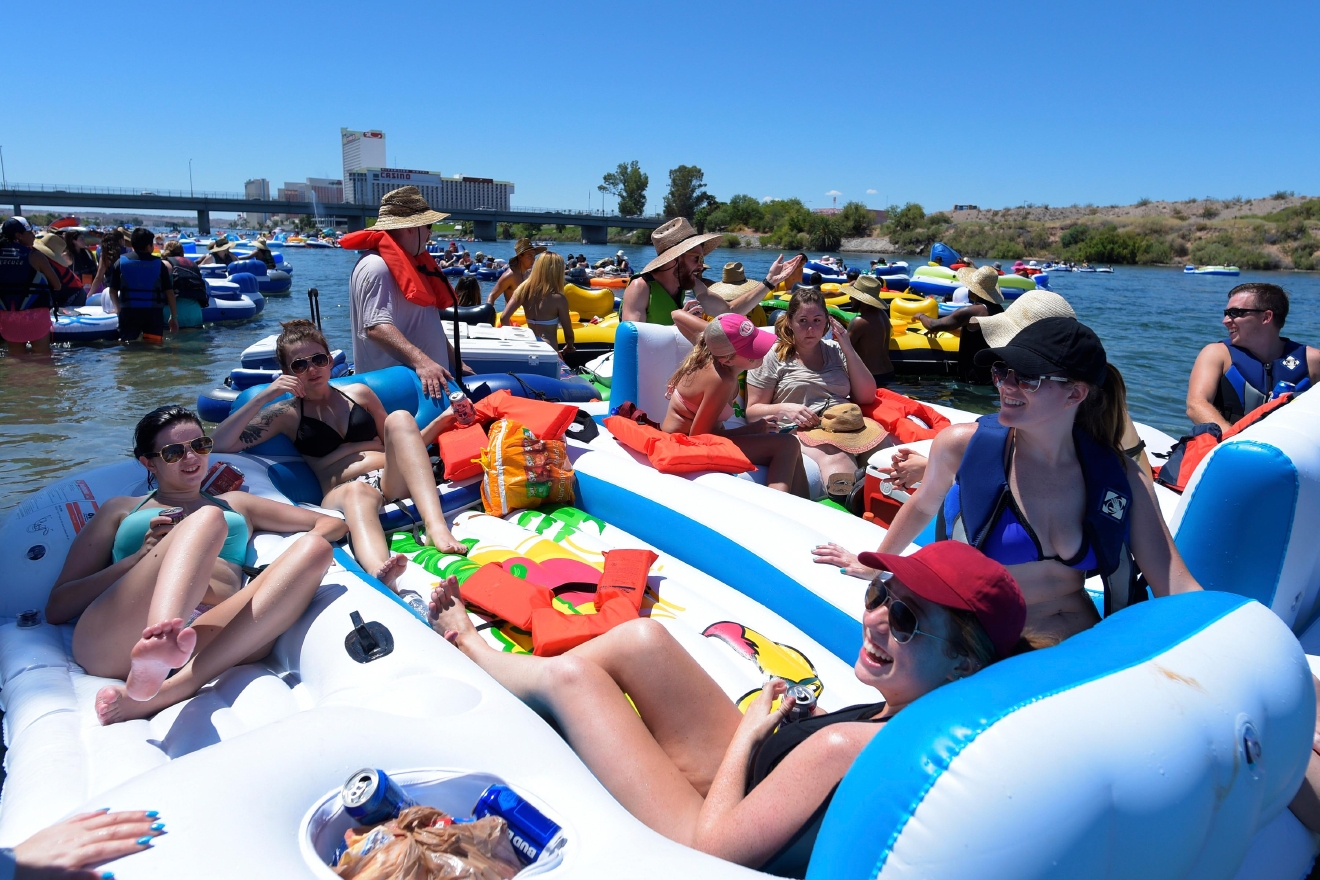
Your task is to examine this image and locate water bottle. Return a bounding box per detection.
[397,589,429,618]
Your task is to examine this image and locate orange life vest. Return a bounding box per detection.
[436,423,488,482]
[863,388,952,444]
[338,229,455,309]
[603,415,755,475]
[1154,393,1295,493]
[475,390,579,441]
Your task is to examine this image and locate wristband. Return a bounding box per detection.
[762,277,776,290]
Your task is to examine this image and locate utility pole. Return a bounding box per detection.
[0,146,6,189]
[189,159,194,197]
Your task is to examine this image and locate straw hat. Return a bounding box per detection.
[799,403,887,453]
[956,265,1005,305]
[510,238,547,265]
[372,185,450,230]
[640,217,722,275]
[841,275,885,309]
[251,238,271,252]
[33,232,70,267]
[708,262,760,302]
[977,289,1076,348]
[209,236,233,253]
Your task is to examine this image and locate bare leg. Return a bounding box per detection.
[430,579,734,843]
[323,480,393,584]
[29,331,51,354]
[96,534,332,724]
[379,410,466,555]
[731,435,810,497]
[800,442,856,488]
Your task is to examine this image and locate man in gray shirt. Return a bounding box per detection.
[347,186,465,400]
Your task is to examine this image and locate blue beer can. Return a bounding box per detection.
[472,784,564,864]
[341,768,414,826]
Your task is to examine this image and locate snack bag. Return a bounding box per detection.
[479,419,574,517]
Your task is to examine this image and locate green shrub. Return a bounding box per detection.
[629,228,652,246]
[836,201,875,237]
[1060,224,1091,247]
[722,233,741,248]
[1189,236,1279,270]
[1136,197,1152,207]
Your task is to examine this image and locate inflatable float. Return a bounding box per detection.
[1185,265,1242,276]
[225,257,293,296]
[52,304,119,343]
[588,276,627,290]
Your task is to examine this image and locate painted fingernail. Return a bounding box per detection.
[101,873,115,879]
[144,810,160,818]
[136,836,154,845]
[840,567,847,573]
[150,822,166,831]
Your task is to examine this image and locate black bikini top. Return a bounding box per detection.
[294,388,378,458]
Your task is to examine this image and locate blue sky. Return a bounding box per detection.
[5,0,1317,215]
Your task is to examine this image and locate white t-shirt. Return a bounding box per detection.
[349,253,451,373]
[951,285,971,304]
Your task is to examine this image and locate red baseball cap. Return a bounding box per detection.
[858,541,1026,658]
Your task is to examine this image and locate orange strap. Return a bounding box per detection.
[337,229,455,309]
[437,423,488,482]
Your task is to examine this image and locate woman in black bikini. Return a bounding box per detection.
[213,320,468,587]
[428,541,1025,877]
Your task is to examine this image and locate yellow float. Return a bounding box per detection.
[563,283,614,319]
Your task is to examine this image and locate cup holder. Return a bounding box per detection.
[299,768,568,877]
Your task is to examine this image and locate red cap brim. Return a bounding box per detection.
[857,550,971,612]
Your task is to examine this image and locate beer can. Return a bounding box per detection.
[472,784,563,864]
[449,392,476,427]
[159,507,186,524]
[202,461,245,495]
[785,684,817,722]
[341,768,414,826]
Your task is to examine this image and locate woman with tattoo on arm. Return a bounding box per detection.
[212,321,468,590]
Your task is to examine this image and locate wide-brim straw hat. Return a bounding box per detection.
[799,403,887,453]
[709,262,761,302]
[372,185,450,230]
[511,238,547,264]
[209,237,233,252]
[641,217,723,276]
[956,265,1005,305]
[977,289,1076,348]
[842,275,885,309]
[33,232,70,267]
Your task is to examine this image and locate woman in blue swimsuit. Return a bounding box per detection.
[212,320,469,587]
[429,540,1025,877]
[815,317,1202,645]
[45,406,346,725]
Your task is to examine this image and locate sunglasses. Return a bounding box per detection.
[991,362,1071,393]
[288,352,331,374]
[1223,307,1267,320]
[145,436,213,464]
[865,573,951,645]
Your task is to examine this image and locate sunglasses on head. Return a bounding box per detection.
[1224,307,1267,320]
[865,573,951,645]
[990,362,1071,393]
[145,436,213,464]
[288,352,331,374]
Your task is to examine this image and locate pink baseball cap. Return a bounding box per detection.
[705,313,775,360]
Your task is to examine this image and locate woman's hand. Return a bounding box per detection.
[779,403,819,429]
[877,449,928,491]
[733,679,792,747]
[13,808,165,876]
[138,516,176,554]
[828,316,852,347]
[260,374,304,403]
[812,542,877,579]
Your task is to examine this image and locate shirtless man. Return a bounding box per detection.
[485,238,544,307]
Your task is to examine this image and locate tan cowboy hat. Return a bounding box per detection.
[841,275,885,309]
[510,238,547,264]
[978,289,1076,348]
[372,185,450,230]
[799,403,887,454]
[209,236,233,252]
[33,232,70,267]
[709,262,760,302]
[640,217,723,275]
[250,238,271,252]
[956,265,1005,305]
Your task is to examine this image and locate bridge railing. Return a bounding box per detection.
[4,181,246,199]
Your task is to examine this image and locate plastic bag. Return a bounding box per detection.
[334,806,519,880]
[479,419,574,517]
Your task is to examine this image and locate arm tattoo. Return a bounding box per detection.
[239,401,292,446]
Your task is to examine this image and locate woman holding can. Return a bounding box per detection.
[45,405,345,725]
[213,320,471,577]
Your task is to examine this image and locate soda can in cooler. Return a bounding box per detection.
[341,768,414,826]
[472,784,563,864]
[449,391,476,427]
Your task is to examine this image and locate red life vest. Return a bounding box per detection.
[338,229,455,309]
[862,388,952,444]
[1155,394,1296,493]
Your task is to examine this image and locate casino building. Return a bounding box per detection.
[341,127,514,211]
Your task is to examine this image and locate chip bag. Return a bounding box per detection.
[479,419,574,517]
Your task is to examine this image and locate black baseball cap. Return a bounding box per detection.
[974,316,1108,385]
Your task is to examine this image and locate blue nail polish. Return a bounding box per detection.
[840,567,847,573]
[136,836,153,845]
[144,810,159,818]
[150,822,165,831]
[101,873,115,879]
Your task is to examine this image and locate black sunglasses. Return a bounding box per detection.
[289,352,331,374]
[1224,308,1267,320]
[865,573,952,645]
[990,362,1070,394]
[146,436,213,464]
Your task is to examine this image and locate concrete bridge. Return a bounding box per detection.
[0,184,665,243]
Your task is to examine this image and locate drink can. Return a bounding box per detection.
[341,768,414,826]
[785,684,817,722]
[450,391,476,427]
[159,507,186,524]
[472,784,563,864]
[202,461,245,495]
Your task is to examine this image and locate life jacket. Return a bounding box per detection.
[630,273,681,326]
[0,240,39,309]
[338,229,455,309]
[166,256,209,306]
[862,388,951,444]
[436,422,488,482]
[938,414,1144,616]
[474,390,578,441]
[1155,393,1295,493]
[1215,339,1312,424]
[603,414,756,475]
[116,254,167,309]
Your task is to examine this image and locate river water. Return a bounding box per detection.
[2,241,1317,513]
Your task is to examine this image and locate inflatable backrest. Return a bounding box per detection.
[1170,388,1320,632]
[438,304,497,326]
[228,272,260,295]
[610,322,693,419]
[889,296,938,321]
[228,258,268,277]
[809,592,1313,879]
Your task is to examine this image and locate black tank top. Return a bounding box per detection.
[746,701,887,878]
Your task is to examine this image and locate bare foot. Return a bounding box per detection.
[428,576,479,647]
[125,619,196,701]
[373,553,408,586]
[423,525,469,556]
[95,684,160,725]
